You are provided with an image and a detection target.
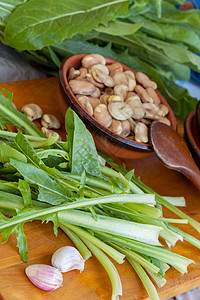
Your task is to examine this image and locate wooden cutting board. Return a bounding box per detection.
[0,77,200,300]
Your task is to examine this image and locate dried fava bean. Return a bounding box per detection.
[81,54,106,68]
[124,70,136,92]
[111,71,128,86]
[126,97,145,120]
[135,72,157,89]
[76,67,87,80]
[146,87,161,104]
[87,97,100,110]
[77,96,93,116]
[108,102,133,121]
[128,118,136,131]
[159,104,169,117]
[142,103,160,120]
[126,93,141,102]
[113,84,128,101]
[21,103,43,121]
[90,86,101,98]
[41,114,61,129]
[41,127,62,141]
[89,64,109,75]
[157,117,171,126]
[107,62,123,74]
[135,85,153,103]
[134,122,148,143]
[69,80,95,95]
[100,94,110,105]
[92,69,114,87]
[121,120,131,137]
[85,73,104,89]
[68,67,80,80]
[107,95,122,103]
[109,119,122,135]
[126,91,137,100]
[93,104,112,127]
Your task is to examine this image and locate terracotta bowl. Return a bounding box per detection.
[184,106,200,169]
[58,53,177,160]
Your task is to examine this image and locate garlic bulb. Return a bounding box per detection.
[51,246,85,273]
[25,264,63,291]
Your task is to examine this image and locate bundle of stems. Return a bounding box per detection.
[0,89,200,299]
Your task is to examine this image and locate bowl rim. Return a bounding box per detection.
[59,53,177,152]
[184,110,200,167]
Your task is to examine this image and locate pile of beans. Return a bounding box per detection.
[68,54,171,143]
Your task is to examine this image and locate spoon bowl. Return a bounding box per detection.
[149,121,200,190]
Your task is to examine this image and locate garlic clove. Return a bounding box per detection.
[51,246,85,273]
[25,264,63,291]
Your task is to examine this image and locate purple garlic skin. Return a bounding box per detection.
[25,264,63,291]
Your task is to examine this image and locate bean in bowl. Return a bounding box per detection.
[67,53,171,144]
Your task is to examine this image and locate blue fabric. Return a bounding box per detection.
[191,53,200,82]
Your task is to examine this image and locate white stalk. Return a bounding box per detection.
[162,196,186,207]
[58,210,163,246]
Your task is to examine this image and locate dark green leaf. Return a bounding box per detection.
[14,131,58,176]
[129,15,200,53]
[10,158,70,205]
[4,0,130,50]
[95,20,143,36]
[18,180,32,207]
[0,142,27,164]
[65,109,101,178]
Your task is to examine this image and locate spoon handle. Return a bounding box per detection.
[180,166,200,190]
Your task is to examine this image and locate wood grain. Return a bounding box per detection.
[0,77,200,300]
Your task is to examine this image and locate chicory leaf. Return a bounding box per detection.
[129,15,200,53]
[65,109,101,178]
[36,149,69,161]
[18,180,32,207]
[0,181,20,195]
[0,89,44,137]
[30,132,59,148]
[14,131,58,176]
[0,204,59,262]
[0,142,27,163]
[95,21,143,36]
[0,212,28,262]
[136,33,200,72]
[130,0,151,16]
[4,0,130,50]
[10,158,71,204]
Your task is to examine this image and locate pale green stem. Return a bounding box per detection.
[127,258,160,300]
[80,239,122,299]
[60,224,91,260]
[109,243,160,274]
[60,223,125,264]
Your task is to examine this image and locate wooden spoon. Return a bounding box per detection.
[149,122,200,190]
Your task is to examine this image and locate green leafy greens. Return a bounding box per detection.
[0,90,200,299]
[0,0,199,119]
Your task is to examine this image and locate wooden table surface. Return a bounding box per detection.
[0,77,200,300]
